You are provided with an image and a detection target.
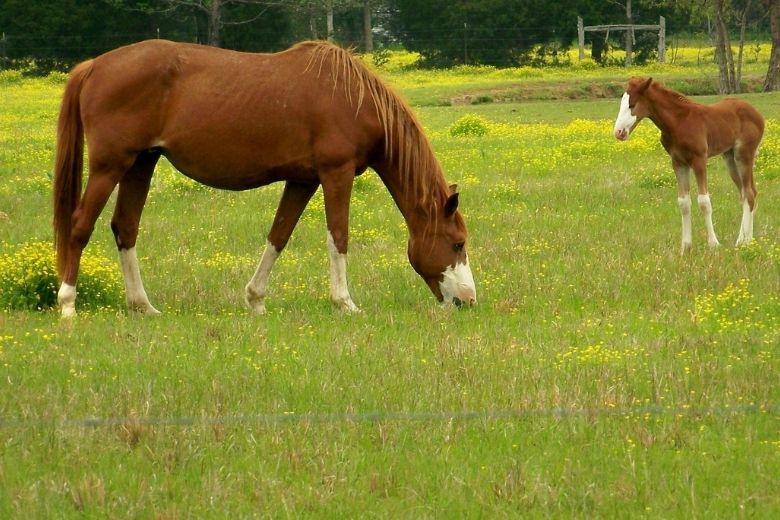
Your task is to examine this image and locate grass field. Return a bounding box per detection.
[1,55,779,517]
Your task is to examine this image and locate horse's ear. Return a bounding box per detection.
[449,183,458,195]
[640,77,653,92]
[444,192,459,217]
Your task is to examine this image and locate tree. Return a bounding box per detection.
[144,0,277,47]
[0,0,160,71]
[713,0,738,93]
[765,0,780,90]
[387,0,586,67]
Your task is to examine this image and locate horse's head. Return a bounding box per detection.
[614,77,653,141]
[407,186,476,307]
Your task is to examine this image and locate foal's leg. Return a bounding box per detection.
[725,148,757,245]
[674,163,694,253]
[692,157,720,249]
[320,164,359,312]
[111,151,160,314]
[58,165,127,317]
[245,181,319,314]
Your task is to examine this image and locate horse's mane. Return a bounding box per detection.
[648,80,693,106]
[297,41,451,213]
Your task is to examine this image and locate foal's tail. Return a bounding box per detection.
[53,60,92,280]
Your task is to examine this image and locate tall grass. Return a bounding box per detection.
[0,60,778,517]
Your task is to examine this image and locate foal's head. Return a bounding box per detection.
[614,77,653,141]
[407,187,476,307]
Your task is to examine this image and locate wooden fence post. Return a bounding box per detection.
[658,16,666,63]
[578,17,585,61]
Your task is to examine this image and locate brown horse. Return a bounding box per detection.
[613,77,764,252]
[53,39,476,317]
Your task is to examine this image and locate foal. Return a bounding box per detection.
[613,77,764,252]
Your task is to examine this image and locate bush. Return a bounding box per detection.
[449,114,490,137]
[0,241,122,311]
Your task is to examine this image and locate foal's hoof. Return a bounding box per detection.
[245,290,267,315]
[333,298,361,313]
[680,242,692,255]
[707,239,721,249]
[129,302,161,315]
[246,300,267,315]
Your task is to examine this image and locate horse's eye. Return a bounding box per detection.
[453,242,465,253]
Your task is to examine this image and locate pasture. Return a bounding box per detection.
[1,57,779,517]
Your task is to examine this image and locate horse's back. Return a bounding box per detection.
[712,98,765,136]
[75,40,384,189]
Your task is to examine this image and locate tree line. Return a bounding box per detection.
[1,0,778,91]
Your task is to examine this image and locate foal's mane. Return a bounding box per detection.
[298,41,451,213]
[643,79,692,106]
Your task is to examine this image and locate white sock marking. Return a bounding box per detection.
[245,241,280,314]
[697,193,720,248]
[58,283,77,318]
[678,195,692,252]
[327,231,358,312]
[119,247,159,314]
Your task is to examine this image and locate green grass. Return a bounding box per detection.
[1,61,779,517]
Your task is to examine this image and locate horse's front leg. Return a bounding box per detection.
[692,158,720,249]
[245,181,319,314]
[320,165,359,313]
[674,163,694,253]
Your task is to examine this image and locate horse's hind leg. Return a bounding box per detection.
[245,181,319,314]
[111,150,160,314]
[726,146,758,245]
[57,166,126,317]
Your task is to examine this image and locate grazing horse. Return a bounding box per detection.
[53,39,477,317]
[613,77,764,252]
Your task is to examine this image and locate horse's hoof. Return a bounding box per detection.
[129,302,161,315]
[333,298,361,313]
[247,302,267,315]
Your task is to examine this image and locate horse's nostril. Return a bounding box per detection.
[453,297,463,307]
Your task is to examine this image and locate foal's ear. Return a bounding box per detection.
[444,192,460,217]
[449,183,458,194]
[639,77,653,92]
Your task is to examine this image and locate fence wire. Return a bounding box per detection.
[1,404,777,430]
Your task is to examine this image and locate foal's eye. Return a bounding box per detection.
[453,242,465,253]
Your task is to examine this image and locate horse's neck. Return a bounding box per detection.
[646,87,691,133]
[373,156,442,230]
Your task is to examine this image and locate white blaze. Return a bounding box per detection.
[613,92,637,141]
[439,255,476,305]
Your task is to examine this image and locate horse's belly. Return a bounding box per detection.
[162,149,317,191]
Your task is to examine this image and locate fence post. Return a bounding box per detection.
[578,17,585,61]
[658,16,666,63]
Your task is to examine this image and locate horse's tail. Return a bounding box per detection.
[53,60,92,280]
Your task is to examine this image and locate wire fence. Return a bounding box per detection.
[1,403,777,430]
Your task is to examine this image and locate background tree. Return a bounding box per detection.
[765,0,780,89]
